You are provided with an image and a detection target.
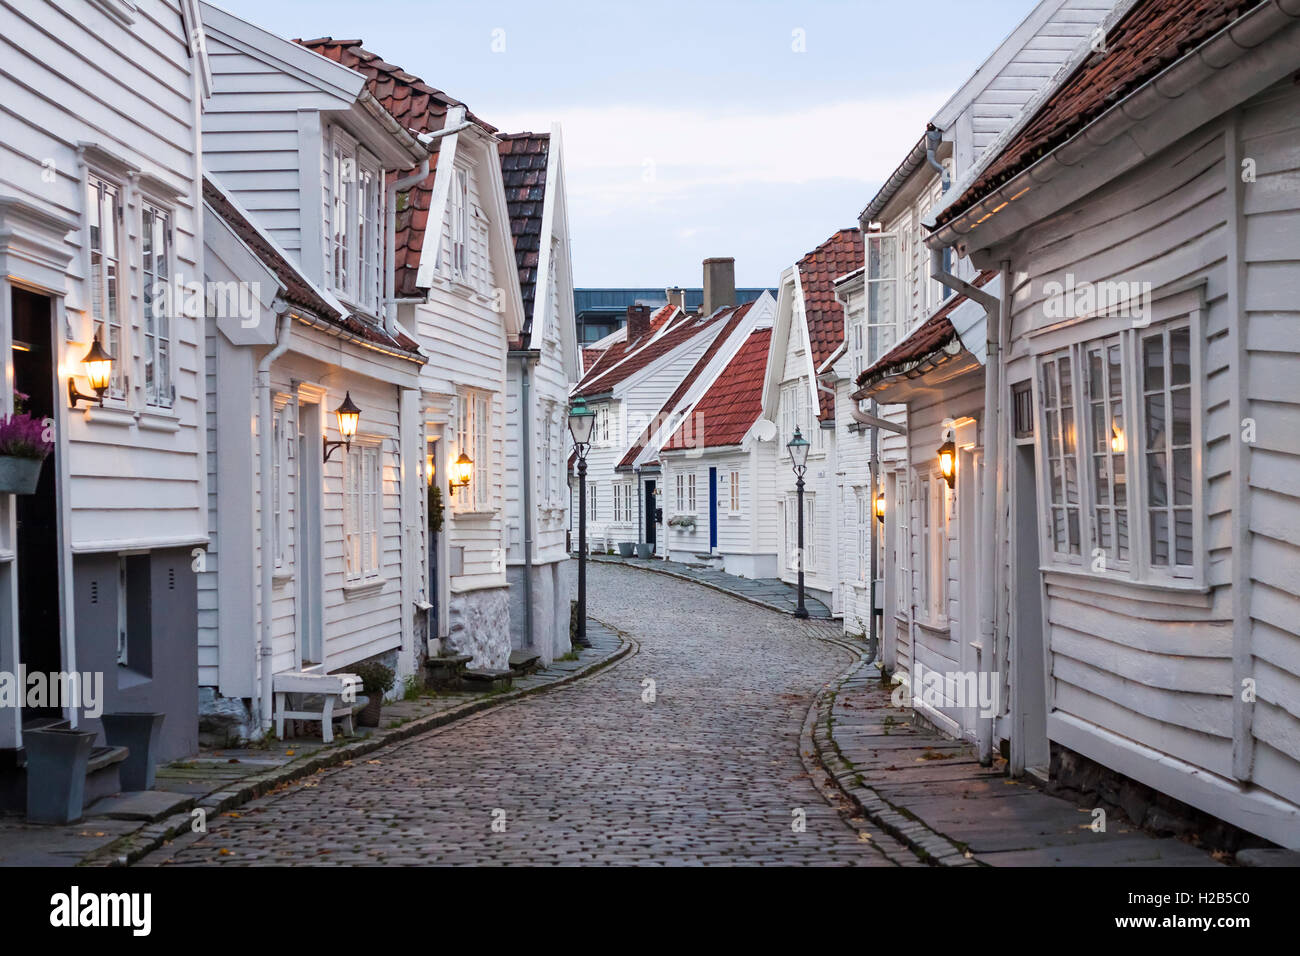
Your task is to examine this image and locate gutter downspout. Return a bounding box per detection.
[517,353,537,650]
[929,249,1003,767]
[257,309,293,732]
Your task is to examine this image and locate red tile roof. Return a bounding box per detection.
[497,132,549,329]
[581,347,607,376]
[662,326,772,452]
[853,270,997,392]
[797,227,862,420]
[935,0,1264,229]
[297,38,495,298]
[617,303,754,468]
[572,308,715,398]
[203,176,422,357]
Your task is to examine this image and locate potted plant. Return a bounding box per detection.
[352,661,394,727]
[635,542,653,559]
[667,514,696,533]
[0,399,53,495]
[617,542,635,557]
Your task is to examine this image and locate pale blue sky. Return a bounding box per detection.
[212,0,1041,286]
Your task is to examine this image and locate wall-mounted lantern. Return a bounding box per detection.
[938,439,957,490]
[323,391,361,463]
[67,335,113,408]
[875,491,886,524]
[449,451,473,496]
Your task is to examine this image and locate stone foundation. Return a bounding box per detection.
[1045,742,1275,854]
[507,559,574,666]
[447,587,511,671]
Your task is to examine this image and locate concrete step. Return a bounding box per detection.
[508,650,542,676]
[462,668,513,692]
[85,789,194,822]
[424,653,473,689]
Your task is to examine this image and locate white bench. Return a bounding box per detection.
[273,671,363,744]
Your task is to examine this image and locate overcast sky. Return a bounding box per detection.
[211,0,1041,287]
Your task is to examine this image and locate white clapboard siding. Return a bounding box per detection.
[0,0,206,551]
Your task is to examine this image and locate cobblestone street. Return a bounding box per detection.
[137,563,902,866]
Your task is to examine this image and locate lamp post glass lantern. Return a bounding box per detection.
[68,334,113,408]
[938,439,956,490]
[569,397,595,647]
[323,391,362,463]
[787,427,810,619]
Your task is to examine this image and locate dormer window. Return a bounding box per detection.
[324,125,383,317]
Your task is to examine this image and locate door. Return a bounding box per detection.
[644,480,656,550]
[296,402,323,666]
[12,288,61,719]
[708,467,718,550]
[1012,442,1049,775]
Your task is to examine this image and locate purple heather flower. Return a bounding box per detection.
[0,413,54,460]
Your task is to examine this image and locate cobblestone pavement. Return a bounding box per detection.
[137,562,906,866]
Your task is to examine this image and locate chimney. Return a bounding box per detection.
[626,304,653,341]
[702,257,735,316]
[665,287,686,311]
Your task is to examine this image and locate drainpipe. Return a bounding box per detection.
[925,125,950,192]
[518,355,536,650]
[929,248,1004,766]
[257,309,293,732]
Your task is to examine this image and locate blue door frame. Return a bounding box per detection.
[708,467,718,550]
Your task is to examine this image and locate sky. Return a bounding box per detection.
[211,0,1042,287]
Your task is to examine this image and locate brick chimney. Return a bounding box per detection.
[665,287,686,311]
[702,257,735,316]
[626,304,653,341]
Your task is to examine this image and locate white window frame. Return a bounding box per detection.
[271,400,292,570]
[893,475,908,617]
[344,441,382,583]
[613,481,624,523]
[786,492,816,572]
[140,200,174,408]
[914,474,948,626]
[588,481,598,522]
[324,126,383,316]
[864,230,900,364]
[728,469,741,515]
[855,487,868,582]
[87,173,127,401]
[687,473,696,513]
[454,389,492,513]
[1034,311,1203,586]
[675,473,686,513]
[450,165,469,282]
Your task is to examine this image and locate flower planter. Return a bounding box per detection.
[617,542,635,558]
[635,542,653,559]
[24,728,96,824]
[357,693,383,727]
[99,712,165,791]
[0,455,44,495]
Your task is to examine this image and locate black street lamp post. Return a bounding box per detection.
[787,427,811,619]
[569,396,596,647]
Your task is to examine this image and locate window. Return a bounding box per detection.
[454,389,491,512]
[623,483,635,525]
[918,479,930,618]
[728,470,741,514]
[324,127,383,314]
[780,382,811,454]
[87,175,126,400]
[848,316,865,380]
[1142,325,1194,571]
[588,482,598,521]
[893,477,908,613]
[344,443,381,582]
[271,403,290,568]
[687,473,696,512]
[786,493,816,571]
[450,166,468,280]
[675,473,686,512]
[141,203,173,408]
[1040,353,1081,558]
[1037,318,1199,581]
[613,482,626,523]
[865,231,899,362]
[593,404,612,445]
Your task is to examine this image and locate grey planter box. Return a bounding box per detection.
[635,542,654,559]
[0,455,45,495]
[100,712,165,790]
[25,728,96,824]
[617,542,635,557]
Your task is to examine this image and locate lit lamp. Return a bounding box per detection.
[875,491,886,524]
[938,439,957,490]
[568,395,596,647]
[449,451,473,496]
[787,426,811,619]
[68,335,113,408]
[323,391,361,463]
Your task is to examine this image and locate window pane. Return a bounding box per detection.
[1171,388,1192,446]
[1150,510,1169,566]
[1143,335,1165,392]
[1170,328,1191,387]
[1116,508,1129,561]
[1174,509,1194,566]
[1147,451,1167,507]
[1145,394,1166,450]
[1067,509,1080,553]
[1173,448,1193,506]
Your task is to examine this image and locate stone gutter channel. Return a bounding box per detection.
[801,634,978,867]
[79,621,633,867]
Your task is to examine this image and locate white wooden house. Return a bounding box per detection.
[569,298,735,554]
[761,229,862,612]
[498,128,582,665]
[196,7,429,739]
[301,39,528,673]
[844,0,1115,744]
[917,0,1300,847]
[658,308,780,576]
[0,0,211,788]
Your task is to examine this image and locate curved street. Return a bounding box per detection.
[137,562,902,866]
